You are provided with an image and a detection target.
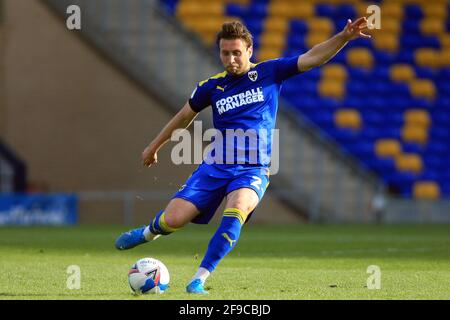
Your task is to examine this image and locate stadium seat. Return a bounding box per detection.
[264,16,289,33]
[375,139,402,158]
[334,109,362,131]
[440,34,450,49]
[260,31,286,50]
[307,17,334,35]
[380,18,401,34]
[404,109,431,128]
[409,78,436,100]
[373,33,399,52]
[321,64,348,82]
[289,2,314,19]
[380,2,404,20]
[390,64,416,83]
[395,153,424,174]
[318,79,345,100]
[422,3,447,20]
[257,47,282,62]
[346,48,374,69]
[305,32,330,49]
[177,1,223,18]
[401,125,429,145]
[420,18,446,36]
[413,181,441,200]
[440,49,450,67]
[267,1,290,18]
[415,48,441,68]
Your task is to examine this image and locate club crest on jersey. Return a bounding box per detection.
[248,70,258,82]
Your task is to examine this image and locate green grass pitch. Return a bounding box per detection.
[0,224,449,300]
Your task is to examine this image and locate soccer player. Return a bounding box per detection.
[115,18,371,294]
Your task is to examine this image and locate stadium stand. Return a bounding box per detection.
[159,0,450,199]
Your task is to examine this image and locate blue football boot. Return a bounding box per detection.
[115,226,147,250]
[186,279,209,295]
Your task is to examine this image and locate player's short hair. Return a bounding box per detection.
[216,21,253,49]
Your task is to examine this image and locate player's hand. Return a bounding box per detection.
[341,17,371,41]
[142,145,158,167]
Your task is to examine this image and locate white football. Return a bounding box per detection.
[128,257,170,294]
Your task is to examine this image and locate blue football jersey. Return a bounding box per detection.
[189,56,300,167]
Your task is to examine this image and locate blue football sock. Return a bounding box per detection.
[200,208,245,273]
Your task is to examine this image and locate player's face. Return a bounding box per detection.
[219,38,253,76]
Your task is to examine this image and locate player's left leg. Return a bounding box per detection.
[186,187,260,294]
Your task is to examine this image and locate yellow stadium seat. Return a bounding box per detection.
[257,48,282,62]
[440,34,450,48]
[264,16,289,33]
[346,48,374,69]
[318,80,345,100]
[177,1,203,18]
[305,32,331,49]
[290,2,314,19]
[201,33,217,46]
[227,0,250,5]
[380,3,404,20]
[395,153,423,174]
[413,181,441,200]
[409,79,436,100]
[422,3,448,20]
[334,109,362,130]
[375,139,402,158]
[415,48,441,68]
[177,1,223,17]
[381,19,401,34]
[322,64,348,82]
[196,18,226,32]
[440,49,450,67]
[401,125,429,144]
[354,2,370,18]
[307,18,334,35]
[260,31,286,50]
[404,109,431,128]
[373,33,399,52]
[420,18,445,36]
[268,2,290,18]
[390,64,416,83]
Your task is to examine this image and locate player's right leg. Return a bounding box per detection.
[114,198,199,250]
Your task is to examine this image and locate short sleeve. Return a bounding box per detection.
[273,56,301,83]
[188,82,212,113]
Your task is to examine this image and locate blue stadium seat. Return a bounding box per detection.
[404,4,424,20]
[373,51,397,65]
[415,67,435,80]
[315,4,335,18]
[289,20,308,34]
[402,142,424,155]
[402,20,421,35]
[286,34,305,50]
[226,4,246,18]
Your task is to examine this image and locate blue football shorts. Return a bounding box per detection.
[172,163,270,224]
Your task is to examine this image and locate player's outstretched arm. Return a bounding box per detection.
[142,102,198,167]
[297,17,371,72]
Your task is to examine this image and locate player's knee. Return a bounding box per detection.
[227,189,259,214]
[164,198,199,229]
[226,198,257,217]
[162,213,182,229]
